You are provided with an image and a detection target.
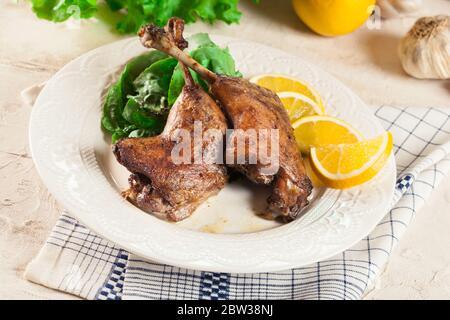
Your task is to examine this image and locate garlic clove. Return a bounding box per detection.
[399,16,450,80]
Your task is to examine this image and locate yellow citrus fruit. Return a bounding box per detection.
[292,115,363,153]
[292,0,376,36]
[250,74,324,110]
[278,91,325,123]
[310,131,393,189]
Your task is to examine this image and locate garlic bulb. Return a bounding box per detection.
[378,0,422,19]
[399,16,450,79]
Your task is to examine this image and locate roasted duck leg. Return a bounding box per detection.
[113,19,228,221]
[139,22,313,220]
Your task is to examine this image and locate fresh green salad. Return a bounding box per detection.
[29,1,259,34]
[101,33,241,143]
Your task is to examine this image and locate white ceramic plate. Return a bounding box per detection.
[29,36,396,273]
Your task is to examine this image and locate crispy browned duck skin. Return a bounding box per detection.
[139,21,313,220]
[113,18,228,222]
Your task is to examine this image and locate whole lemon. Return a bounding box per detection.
[292,0,376,36]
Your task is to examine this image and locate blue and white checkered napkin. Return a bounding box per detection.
[25,106,450,300]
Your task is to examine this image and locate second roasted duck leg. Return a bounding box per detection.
[139,22,313,220]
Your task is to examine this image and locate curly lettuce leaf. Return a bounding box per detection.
[108,0,242,33]
[29,1,260,34]
[31,0,98,22]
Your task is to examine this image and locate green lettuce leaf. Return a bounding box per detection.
[31,0,98,22]
[130,57,178,115]
[102,32,242,143]
[30,0,244,33]
[168,33,241,105]
[113,0,242,33]
[101,50,167,141]
[122,97,164,131]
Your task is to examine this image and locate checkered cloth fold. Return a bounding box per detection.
[25,106,450,300]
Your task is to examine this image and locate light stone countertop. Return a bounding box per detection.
[0,0,449,300]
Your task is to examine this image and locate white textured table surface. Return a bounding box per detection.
[1,0,449,300]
